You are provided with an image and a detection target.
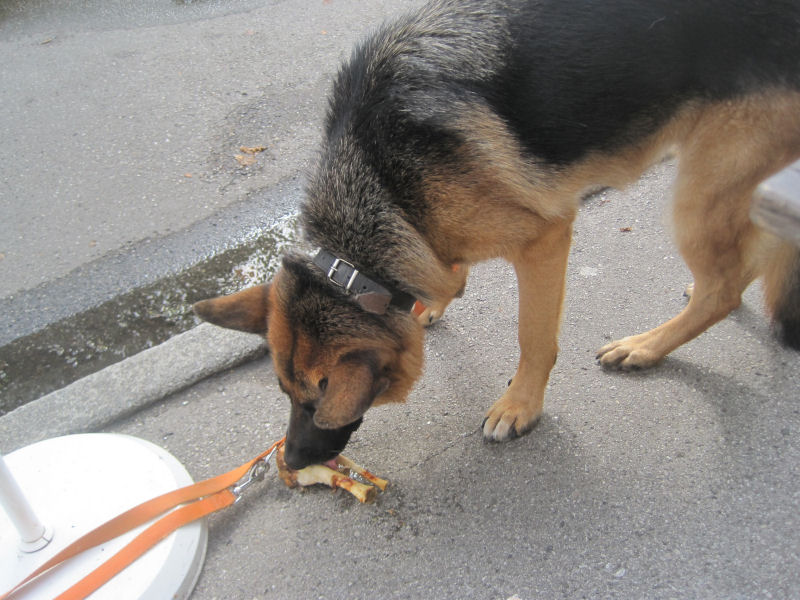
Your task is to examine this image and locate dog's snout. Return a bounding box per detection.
[282,440,313,470]
[284,402,364,470]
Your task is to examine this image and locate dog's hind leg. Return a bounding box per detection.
[483,221,573,441]
[595,203,757,371]
[597,94,800,370]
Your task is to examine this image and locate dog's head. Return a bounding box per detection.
[193,254,424,469]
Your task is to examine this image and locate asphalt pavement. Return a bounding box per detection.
[2,1,799,599]
[0,0,421,299]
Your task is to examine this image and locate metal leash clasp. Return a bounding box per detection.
[232,445,279,502]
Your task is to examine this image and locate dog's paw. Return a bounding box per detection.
[596,336,662,370]
[482,391,541,442]
[415,305,444,327]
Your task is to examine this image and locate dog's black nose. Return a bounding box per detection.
[282,440,318,470]
[284,410,364,470]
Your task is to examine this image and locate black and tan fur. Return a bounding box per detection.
[195,0,800,469]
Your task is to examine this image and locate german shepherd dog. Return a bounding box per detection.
[195,0,800,469]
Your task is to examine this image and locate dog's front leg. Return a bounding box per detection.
[483,221,573,441]
[415,264,469,327]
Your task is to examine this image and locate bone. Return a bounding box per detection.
[334,455,389,491]
[275,446,382,504]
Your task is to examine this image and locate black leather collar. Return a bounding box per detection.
[312,249,417,315]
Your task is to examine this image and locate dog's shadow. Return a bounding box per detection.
[601,349,786,453]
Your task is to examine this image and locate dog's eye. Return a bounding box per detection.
[318,377,328,392]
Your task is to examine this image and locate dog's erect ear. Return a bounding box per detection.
[193,284,271,334]
[313,353,389,430]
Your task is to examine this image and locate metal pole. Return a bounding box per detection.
[0,453,52,551]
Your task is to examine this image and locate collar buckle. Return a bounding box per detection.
[312,249,417,315]
[326,257,359,292]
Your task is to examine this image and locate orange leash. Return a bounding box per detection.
[2,437,285,600]
[56,490,235,600]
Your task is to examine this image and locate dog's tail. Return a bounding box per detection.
[763,241,800,349]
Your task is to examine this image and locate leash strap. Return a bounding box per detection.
[55,490,235,600]
[2,438,285,600]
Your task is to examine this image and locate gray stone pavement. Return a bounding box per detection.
[3,162,799,599]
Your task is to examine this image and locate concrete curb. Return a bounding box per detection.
[0,323,266,454]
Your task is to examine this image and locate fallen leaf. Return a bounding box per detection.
[238,145,267,154]
[619,226,633,232]
[235,154,257,167]
[0,253,5,261]
[183,173,193,178]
